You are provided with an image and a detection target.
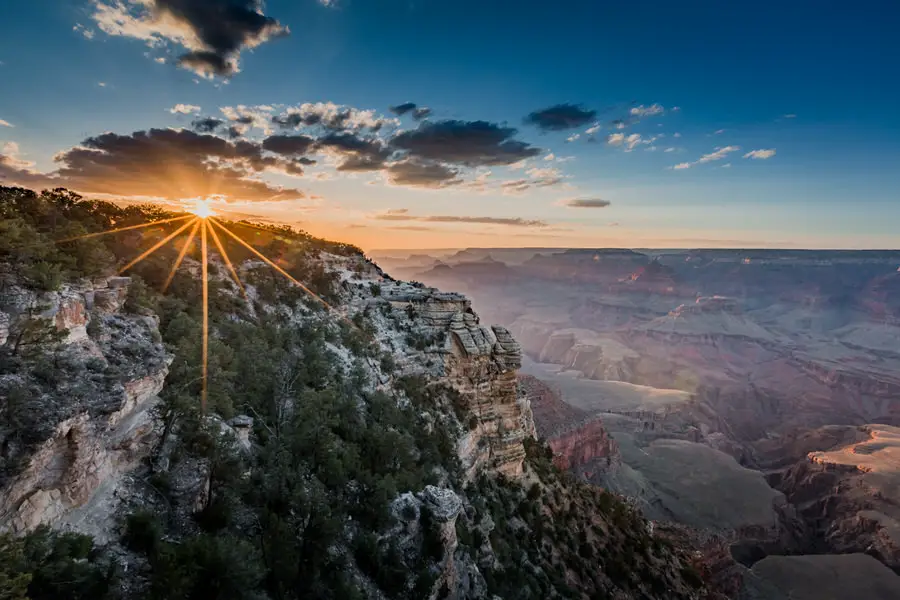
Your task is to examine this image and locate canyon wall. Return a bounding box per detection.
[0,276,170,537]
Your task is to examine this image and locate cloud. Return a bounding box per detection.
[2,128,306,201]
[272,102,394,132]
[391,120,541,167]
[73,23,96,39]
[672,145,741,169]
[673,132,681,138]
[524,104,597,131]
[373,213,548,227]
[783,114,796,119]
[566,133,580,142]
[389,102,431,120]
[317,131,392,171]
[262,134,316,157]
[561,197,611,208]
[190,117,223,133]
[713,129,725,135]
[664,147,676,153]
[607,132,644,151]
[88,0,289,77]
[629,103,665,118]
[0,119,13,128]
[743,148,776,160]
[385,160,460,188]
[0,142,35,171]
[170,103,201,114]
[721,163,731,168]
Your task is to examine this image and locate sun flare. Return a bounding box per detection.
[186,198,216,219]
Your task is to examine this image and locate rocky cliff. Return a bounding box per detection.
[519,374,619,477]
[0,275,169,538]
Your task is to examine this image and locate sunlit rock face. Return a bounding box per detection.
[0,276,170,538]
[766,424,900,571]
[519,374,619,477]
[372,281,535,478]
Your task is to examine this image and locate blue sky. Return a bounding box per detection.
[0,0,898,249]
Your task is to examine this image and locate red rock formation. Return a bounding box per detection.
[519,374,619,476]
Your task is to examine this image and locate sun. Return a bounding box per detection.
[186,198,217,219]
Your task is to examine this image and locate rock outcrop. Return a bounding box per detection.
[377,282,535,477]
[0,276,169,538]
[766,424,900,571]
[519,374,619,477]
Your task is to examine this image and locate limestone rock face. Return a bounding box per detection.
[378,282,535,478]
[0,275,169,538]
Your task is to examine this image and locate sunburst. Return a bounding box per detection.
[54,198,336,413]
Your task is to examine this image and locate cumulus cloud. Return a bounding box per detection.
[560,197,611,208]
[524,104,597,131]
[0,119,13,128]
[170,103,201,114]
[373,213,547,227]
[272,102,395,133]
[1,128,306,201]
[391,120,541,167]
[88,0,289,77]
[317,132,392,171]
[743,148,776,160]
[385,160,460,188]
[671,145,741,170]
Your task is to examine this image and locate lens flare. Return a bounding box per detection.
[186,198,217,219]
[75,207,349,414]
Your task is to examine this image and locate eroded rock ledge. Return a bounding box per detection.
[0,276,169,537]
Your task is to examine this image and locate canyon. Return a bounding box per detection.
[374,246,900,596]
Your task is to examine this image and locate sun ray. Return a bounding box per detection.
[118,217,198,274]
[207,218,248,301]
[209,217,339,315]
[162,219,201,293]
[201,221,209,413]
[11,214,193,252]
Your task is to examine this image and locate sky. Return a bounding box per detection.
[0,0,898,250]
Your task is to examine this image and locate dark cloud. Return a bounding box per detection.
[386,160,460,188]
[562,197,611,208]
[262,134,316,156]
[316,132,392,171]
[524,104,597,131]
[391,120,541,167]
[191,117,224,133]
[389,102,417,116]
[389,102,432,121]
[91,0,289,77]
[34,128,306,201]
[372,213,547,227]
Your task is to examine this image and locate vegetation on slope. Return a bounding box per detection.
[0,186,707,600]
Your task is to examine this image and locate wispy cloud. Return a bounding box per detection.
[560,197,611,208]
[0,119,13,128]
[743,148,776,160]
[629,103,665,118]
[372,212,548,227]
[73,23,96,40]
[671,145,741,170]
[170,103,201,115]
